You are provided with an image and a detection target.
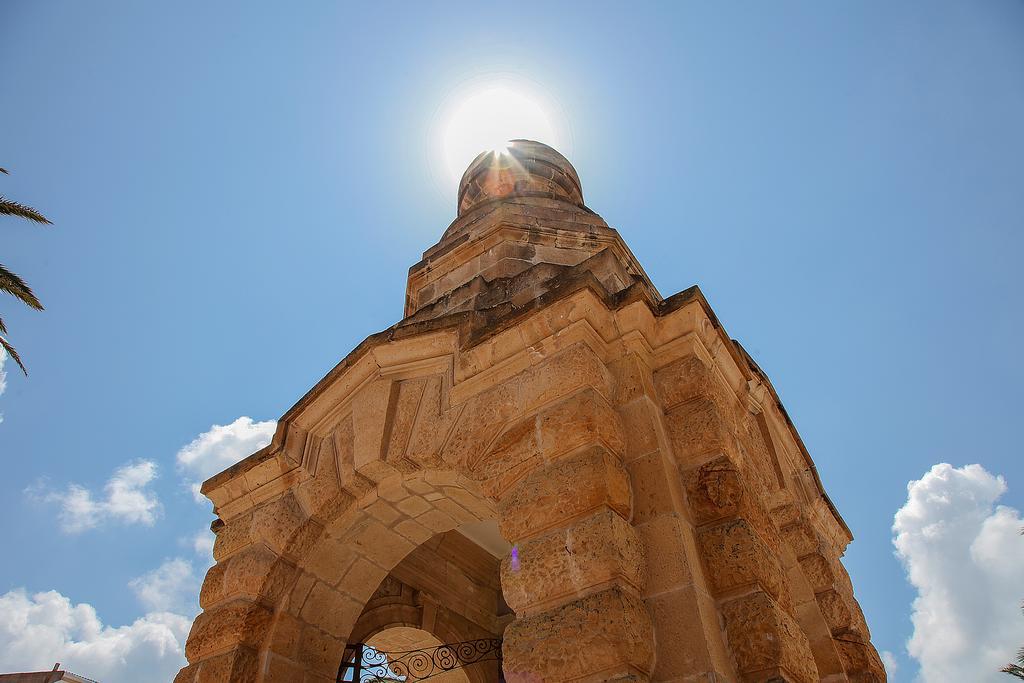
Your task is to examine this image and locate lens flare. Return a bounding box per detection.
[442,87,558,182]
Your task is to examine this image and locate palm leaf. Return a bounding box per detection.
[0,263,43,310]
[0,334,26,375]
[0,196,51,224]
[1003,664,1024,679]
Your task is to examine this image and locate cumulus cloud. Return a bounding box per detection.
[44,460,161,533]
[176,416,275,502]
[881,650,899,679]
[893,463,1024,683]
[0,588,189,683]
[129,558,201,615]
[191,528,216,565]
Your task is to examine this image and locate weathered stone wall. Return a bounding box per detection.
[177,141,884,683]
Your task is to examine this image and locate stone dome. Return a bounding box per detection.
[457,139,584,216]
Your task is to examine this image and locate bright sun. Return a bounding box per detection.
[442,86,559,183]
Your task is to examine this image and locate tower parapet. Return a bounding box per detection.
[405,139,660,323]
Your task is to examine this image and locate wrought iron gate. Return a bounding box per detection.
[337,638,503,682]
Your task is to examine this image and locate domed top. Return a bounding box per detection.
[457,140,584,216]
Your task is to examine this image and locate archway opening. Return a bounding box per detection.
[340,521,510,682]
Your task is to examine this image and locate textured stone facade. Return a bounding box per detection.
[177,140,884,682]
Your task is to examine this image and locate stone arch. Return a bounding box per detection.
[261,470,500,682]
[179,342,659,683]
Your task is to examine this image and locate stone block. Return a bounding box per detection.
[296,625,345,677]
[503,588,654,681]
[636,513,695,595]
[442,382,518,467]
[697,519,786,604]
[616,399,660,463]
[201,544,295,608]
[645,586,723,680]
[797,553,836,593]
[212,513,254,562]
[264,653,306,683]
[538,388,625,460]
[664,398,735,465]
[654,354,733,412]
[394,494,433,517]
[252,493,311,558]
[516,342,610,411]
[300,581,363,637]
[499,445,631,543]
[295,437,354,523]
[338,556,389,602]
[473,414,540,495]
[384,378,427,463]
[364,499,402,526]
[185,599,273,662]
[267,612,304,660]
[304,536,360,586]
[682,455,782,554]
[781,520,822,559]
[721,592,819,683]
[392,517,434,545]
[834,632,886,681]
[352,379,392,478]
[815,589,853,635]
[501,509,645,614]
[609,354,650,407]
[194,646,259,683]
[406,376,460,467]
[348,519,416,569]
[628,450,677,524]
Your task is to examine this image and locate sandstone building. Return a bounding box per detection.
[176,140,885,683]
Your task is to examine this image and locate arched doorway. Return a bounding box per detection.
[339,523,509,682]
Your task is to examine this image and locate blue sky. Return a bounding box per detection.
[1,2,1022,681]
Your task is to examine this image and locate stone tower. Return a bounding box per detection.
[176,140,885,683]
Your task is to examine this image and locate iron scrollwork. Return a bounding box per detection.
[337,638,502,682]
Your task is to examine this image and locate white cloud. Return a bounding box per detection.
[0,588,189,683]
[0,346,8,396]
[191,529,216,565]
[0,347,8,423]
[893,463,1024,683]
[881,650,899,679]
[45,460,161,533]
[129,558,201,615]
[176,416,275,503]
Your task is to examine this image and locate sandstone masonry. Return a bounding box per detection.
[177,140,885,683]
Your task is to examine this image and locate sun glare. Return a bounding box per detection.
[442,86,559,182]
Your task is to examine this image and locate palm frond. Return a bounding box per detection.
[0,196,51,224]
[0,263,43,310]
[1003,663,1024,679]
[0,316,6,335]
[0,334,26,375]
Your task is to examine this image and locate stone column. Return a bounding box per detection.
[496,388,655,682]
[176,492,321,682]
[613,351,738,681]
[658,354,821,683]
[777,507,886,682]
